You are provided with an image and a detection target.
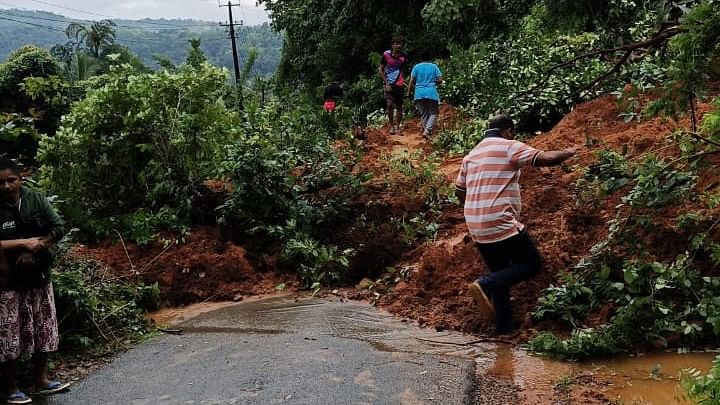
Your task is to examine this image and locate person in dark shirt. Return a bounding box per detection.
[323,81,343,112]
[0,159,69,404]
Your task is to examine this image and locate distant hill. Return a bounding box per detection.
[0,9,281,76]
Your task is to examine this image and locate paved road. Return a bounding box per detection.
[44,297,483,405]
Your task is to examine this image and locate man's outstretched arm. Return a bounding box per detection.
[533,148,576,167]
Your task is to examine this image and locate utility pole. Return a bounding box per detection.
[220,2,244,110]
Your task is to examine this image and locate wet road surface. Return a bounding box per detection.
[44,297,486,405]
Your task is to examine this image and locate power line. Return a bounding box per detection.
[24,0,217,28]
[0,11,228,47]
[0,14,63,32]
[207,0,267,15]
[0,9,65,26]
[0,9,217,31]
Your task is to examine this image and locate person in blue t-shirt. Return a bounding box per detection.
[407,50,443,139]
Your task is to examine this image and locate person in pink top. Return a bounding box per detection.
[455,114,576,335]
[378,38,408,135]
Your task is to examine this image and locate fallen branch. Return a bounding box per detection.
[102,241,175,282]
[515,25,683,99]
[571,50,632,100]
[113,229,137,275]
[141,241,175,272]
[687,131,720,149]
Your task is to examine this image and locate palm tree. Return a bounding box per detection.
[68,52,99,82]
[65,20,117,58]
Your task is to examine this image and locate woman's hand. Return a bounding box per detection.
[23,237,48,252]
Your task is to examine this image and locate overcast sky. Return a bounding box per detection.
[0,0,270,24]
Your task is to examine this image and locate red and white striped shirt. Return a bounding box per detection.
[455,136,542,244]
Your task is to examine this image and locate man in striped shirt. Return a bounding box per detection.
[455,114,576,335]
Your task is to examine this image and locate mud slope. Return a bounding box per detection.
[379,95,717,338]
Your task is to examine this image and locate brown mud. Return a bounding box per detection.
[73,227,299,305]
[375,95,720,340]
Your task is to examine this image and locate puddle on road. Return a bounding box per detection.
[147,292,293,325]
[595,351,716,404]
[477,344,717,404]
[148,301,241,325]
[476,345,573,403]
[149,297,718,404]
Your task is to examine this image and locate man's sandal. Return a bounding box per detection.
[37,381,70,395]
[6,391,32,404]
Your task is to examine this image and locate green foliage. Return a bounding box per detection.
[0,113,38,143]
[258,0,437,88]
[343,76,384,127]
[53,252,159,350]
[392,212,441,245]
[219,104,360,233]
[421,0,522,45]
[441,14,616,130]
[281,234,355,289]
[645,1,720,117]
[185,38,207,69]
[0,11,281,77]
[527,298,654,360]
[532,273,594,327]
[528,122,719,359]
[381,150,454,245]
[684,355,720,403]
[218,102,366,287]
[64,52,101,82]
[431,117,487,155]
[702,98,720,141]
[38,61,239,241]
[576,149,630,201]
[0,46,73,157]
[64,20,117,58]
[623,155,696,208]
[0,45,61,124]
[240,47,258,84]
[384,150,455,208]
[0,45,59,100]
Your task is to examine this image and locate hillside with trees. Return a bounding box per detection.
[0,9,281,75]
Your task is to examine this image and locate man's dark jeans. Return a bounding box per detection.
[475,230,541,333]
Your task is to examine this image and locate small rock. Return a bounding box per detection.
[233,294,244,302]
[357,278,373,290]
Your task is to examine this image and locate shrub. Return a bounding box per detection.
[684,355,720,404]
[37,62,240,242]
[218,102,366,287]
[53,252,159,350]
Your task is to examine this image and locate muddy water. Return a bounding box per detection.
[147,292,294,325]
[479,344,716,404]
[596,351,716,404]
[148,297,715,404]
